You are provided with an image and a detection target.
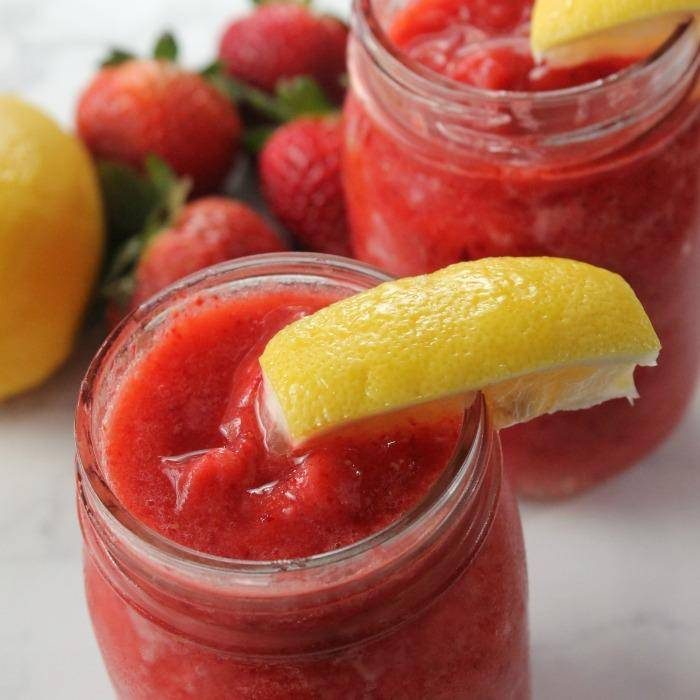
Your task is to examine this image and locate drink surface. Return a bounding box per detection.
[104,284,462,559]
[390,0,632,91]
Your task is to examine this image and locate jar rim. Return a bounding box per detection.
[354,0,696,103]
[76,252,497,593]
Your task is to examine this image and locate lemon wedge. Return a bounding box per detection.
[531,0,700,66]
[259,257,660,446]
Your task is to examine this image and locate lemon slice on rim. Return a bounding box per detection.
[531,0,700,66]
[259,257,660,446]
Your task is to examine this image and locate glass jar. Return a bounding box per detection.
[75,254,530,699]
[344,1,700,497]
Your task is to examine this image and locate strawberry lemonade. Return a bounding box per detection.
[77,255,528,699]
[344,0,700,496]
[76,253,658,698]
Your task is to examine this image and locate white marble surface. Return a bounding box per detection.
[1,1,700,698]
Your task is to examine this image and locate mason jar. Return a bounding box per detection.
[344,1,700,497]
[75,255,530,699]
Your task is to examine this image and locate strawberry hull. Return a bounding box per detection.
[76,255,529,699]
[131,197,287,309]
[218,3,348,102]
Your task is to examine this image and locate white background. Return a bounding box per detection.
[1,1,700,697]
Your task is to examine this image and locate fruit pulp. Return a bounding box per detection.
[103,287,464,558]
[81,277,529,698]
[389,0,633,91]
[344,0,700,497]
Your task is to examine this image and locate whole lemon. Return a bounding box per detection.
[0,96,104,399]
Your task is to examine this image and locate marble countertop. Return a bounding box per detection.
[2,1,700,698]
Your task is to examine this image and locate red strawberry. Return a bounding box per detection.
[131,197,287,308]
[218,3,348,102]
[77,41,241,194]
[260,115,350,256]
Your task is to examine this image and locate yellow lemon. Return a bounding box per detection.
[531,0,700,65]
[260,257,660,445]
[0,96,104,399]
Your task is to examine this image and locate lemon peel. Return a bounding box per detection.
[259,257,660,445]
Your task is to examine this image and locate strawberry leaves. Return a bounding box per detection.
[100,48,135,68]
[153,31,178,61]
[98,161,161,246]
[242,125,276,153]
[100,156,190,307]
[204,61,335,151]
[211,70,333,122]
[100,31,179,69]
[275,76,333,118]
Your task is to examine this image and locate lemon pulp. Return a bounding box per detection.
[531,0,700,65]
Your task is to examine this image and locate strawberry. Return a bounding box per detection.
[76,34,241,194]
[259,115,350,256]
[218,3,348,103]
[206,73,351,256]
[100,158,287,325]
[131,197,287,308]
